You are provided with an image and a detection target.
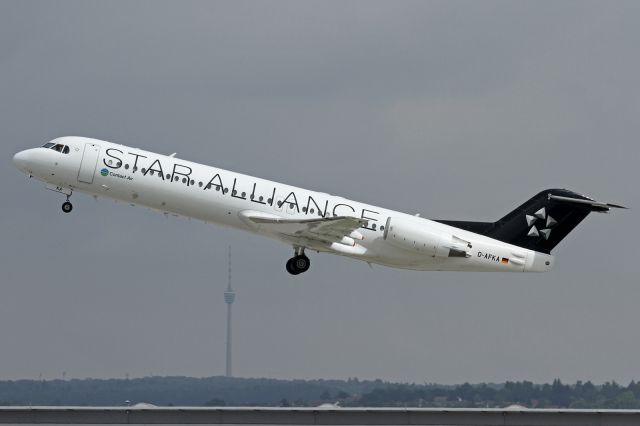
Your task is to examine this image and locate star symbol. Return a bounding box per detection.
[526,207,557,240]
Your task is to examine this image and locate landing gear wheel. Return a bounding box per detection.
[294,254,310,273]
[61,201,73,213]
[286,258,297,275]
[285,254,310,275]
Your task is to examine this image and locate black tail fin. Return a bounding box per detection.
[437,189,625,254]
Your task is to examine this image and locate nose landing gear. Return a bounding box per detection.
[61,195,73,213]
[286,247,310,275]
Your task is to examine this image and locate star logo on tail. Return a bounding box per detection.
[525,207,557,240]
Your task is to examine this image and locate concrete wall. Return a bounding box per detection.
[1,407,640,426]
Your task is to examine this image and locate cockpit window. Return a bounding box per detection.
[45,143,71,154]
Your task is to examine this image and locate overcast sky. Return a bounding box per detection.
[1,0,638,385]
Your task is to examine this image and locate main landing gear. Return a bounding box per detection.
[286,247,310,275]
[61,195,73,213]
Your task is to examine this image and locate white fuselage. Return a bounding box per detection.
[13,136,553,272]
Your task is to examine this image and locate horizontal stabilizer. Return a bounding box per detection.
[548,194,628,211]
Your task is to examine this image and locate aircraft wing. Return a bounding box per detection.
[239,210,368,253]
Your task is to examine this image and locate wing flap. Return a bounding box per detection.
[239,210,369,253]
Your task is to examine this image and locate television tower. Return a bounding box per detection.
[224,246,236,377]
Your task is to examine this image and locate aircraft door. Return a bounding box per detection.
[77,143,101,184]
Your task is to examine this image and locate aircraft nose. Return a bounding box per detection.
[13,150,30,171]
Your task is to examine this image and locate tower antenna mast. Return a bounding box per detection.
[224,246,236,377]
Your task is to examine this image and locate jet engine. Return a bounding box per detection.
[383,217,471,258]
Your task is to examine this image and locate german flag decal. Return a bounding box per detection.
[501,257,509,264]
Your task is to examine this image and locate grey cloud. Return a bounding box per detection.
[0,0,638,384]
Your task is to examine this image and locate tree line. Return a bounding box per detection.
[1,377,639,408]
[357,379,640,408]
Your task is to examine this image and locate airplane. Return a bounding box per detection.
[13,136,625,275]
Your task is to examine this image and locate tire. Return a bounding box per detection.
[62,201,73,213]
[286,258,298,275]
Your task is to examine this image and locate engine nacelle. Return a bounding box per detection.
[384,217,471,258]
